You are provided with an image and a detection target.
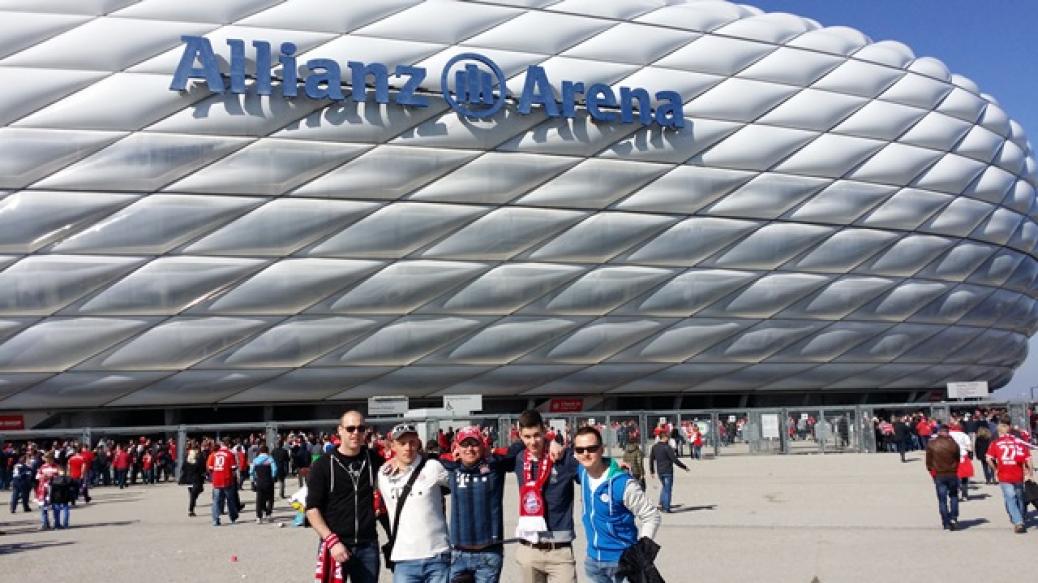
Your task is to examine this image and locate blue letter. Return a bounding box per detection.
[305,59,344,100]
[394,65,428,107]
[170,35,223,92]
[586,83,617,122]
[560,81,584,118]
[619,87,653,125]
[349,61,389,103]
[654,91,685,129]
[226,39,246,94]
[280,42,297,97]
[253,40,272,96]
[517,65,559,117]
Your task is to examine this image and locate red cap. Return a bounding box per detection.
[454,426,484,446]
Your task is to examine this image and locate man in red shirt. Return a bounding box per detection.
[112,445,131,489]
[67,448,91,505]
[986,416,1034,533]
[207,438,240,527]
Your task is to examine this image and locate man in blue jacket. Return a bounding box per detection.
[573,426,660,583]
[510,410,580,583]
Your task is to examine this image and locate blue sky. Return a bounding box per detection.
[747,1,1038,398]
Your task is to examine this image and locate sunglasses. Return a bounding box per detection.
[341,424,370,434]
[574,444,601,455]
[458,439,482,448]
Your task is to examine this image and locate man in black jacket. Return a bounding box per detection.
[893,416,911,462]
[306,410,384,583]
[649,431,688,513]
[271,438,290,498]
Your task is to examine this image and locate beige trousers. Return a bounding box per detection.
[514,543,577,583]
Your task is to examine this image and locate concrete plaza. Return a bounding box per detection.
[2,450,1033,583]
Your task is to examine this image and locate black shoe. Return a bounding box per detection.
[948,521,957,531]
[189,511,197,517]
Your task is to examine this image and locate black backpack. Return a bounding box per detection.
[49,475,73,504]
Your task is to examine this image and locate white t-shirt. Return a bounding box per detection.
[587,471,607,495]
[378,458,450,562]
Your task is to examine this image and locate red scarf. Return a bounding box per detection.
[515,448,553,540]
[315,533,344,583]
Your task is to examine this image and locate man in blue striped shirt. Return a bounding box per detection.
[442,426,517,583]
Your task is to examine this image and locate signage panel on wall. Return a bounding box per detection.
[946,381,989,399]
[548,398,584,413]
[443,394,482,414]
[761,414,780,439]
[367,396,409,416]
[0,414,25,430]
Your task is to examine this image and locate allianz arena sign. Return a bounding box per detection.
[170,36,686,128]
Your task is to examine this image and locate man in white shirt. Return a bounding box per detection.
[378,423,451,583]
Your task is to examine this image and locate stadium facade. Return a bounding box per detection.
[1,0,1036,424]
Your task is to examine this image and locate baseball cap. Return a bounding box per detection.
[390,423,419,441]
[454,426,484,446]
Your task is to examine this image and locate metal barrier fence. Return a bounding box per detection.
[0,400,1033,480]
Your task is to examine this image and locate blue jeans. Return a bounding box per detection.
[41,503,69,528]
[115,469,127,488]
[211,486,239,525]
[999,482,1026,526]
[450,548,503,583]
[585,558,625,583]
[933,476,959,527]
[394,551,449,583]
[659,474,674,511]
[10,481,31,512]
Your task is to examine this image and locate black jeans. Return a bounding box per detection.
[188,484,203,513]
[255,486,274,518]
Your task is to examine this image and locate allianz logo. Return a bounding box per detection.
[170,36,686,129]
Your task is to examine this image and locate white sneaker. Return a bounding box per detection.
[256,518,262,524]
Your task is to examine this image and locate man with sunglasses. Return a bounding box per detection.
[442,425,517,583]
[307,411,385,583]
[573,426,660,583]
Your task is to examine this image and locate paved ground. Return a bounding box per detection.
[2,450,1035,582]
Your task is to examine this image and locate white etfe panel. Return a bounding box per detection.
[444,394,482,413]
[946,381,989,399]
[368,395,409,416]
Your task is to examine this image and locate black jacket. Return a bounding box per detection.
[618,537,665,583]
[179,458,204,488]
[305,448,384,545]
[649,442,687,476]
[271,446,290,479]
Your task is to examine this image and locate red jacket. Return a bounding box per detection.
[113,450,130,470]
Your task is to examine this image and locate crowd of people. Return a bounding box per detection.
[6,404,1038,581]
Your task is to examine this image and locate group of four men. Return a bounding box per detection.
[305,409,662,583]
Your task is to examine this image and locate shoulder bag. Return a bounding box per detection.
[381,457,428,572]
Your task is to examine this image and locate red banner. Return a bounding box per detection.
[0,415,25,430]
[549,398,584,413]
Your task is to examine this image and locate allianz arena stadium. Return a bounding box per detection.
[0,0,1036,420]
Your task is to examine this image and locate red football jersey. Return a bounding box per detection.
[67,454,85,480]
[208,449,237,489]
[987,436,1030,484]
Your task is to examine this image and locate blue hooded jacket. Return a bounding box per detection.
[578,458,638,563]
